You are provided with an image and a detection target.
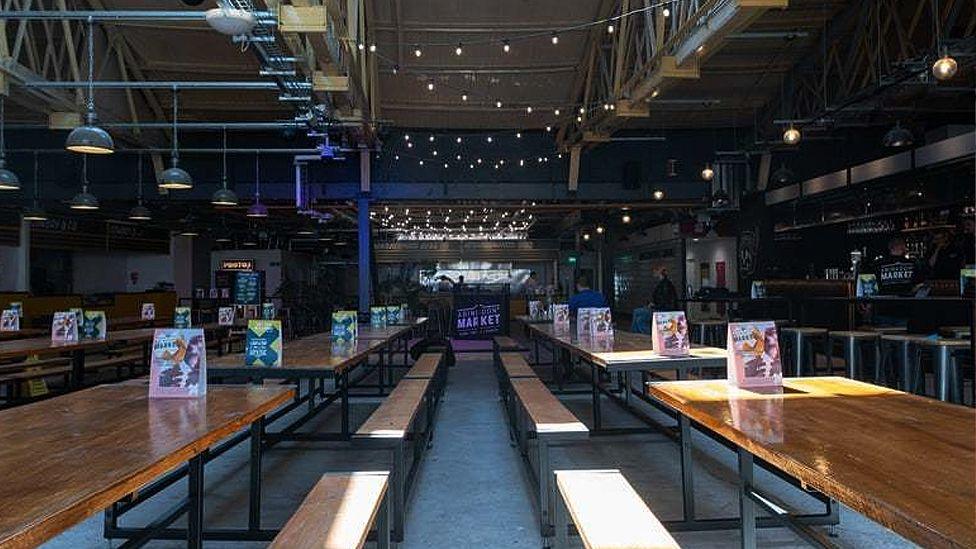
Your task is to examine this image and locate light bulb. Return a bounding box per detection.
[932,54,958,81]
[496,100,502,108]
[622,213,632,224]
[551,33,559,45]
[546,125,551,132]
[663,7,670,17]
[357,43,364,51]
[554,108,560,116]
[429,135,435,142]
[607,23,614,34]
[414,45,422,57]
[369,43,376,52]
[516,132,522,138]
[427,80,434,91]
[596,226,605,234]
[579,106,585,114]
[701,164,715,181]
[461,93,468,101]
[455,43,463,56]
[783,125,801,145]
[526,106,532,113]
[502,40,510,53]
[486,136,493,143]
[653,189,665,200]
[405,134,410,141]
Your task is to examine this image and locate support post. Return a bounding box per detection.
[357,196,371,313]
[16,219,29,291]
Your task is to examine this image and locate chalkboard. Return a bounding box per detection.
[234,272,263,305]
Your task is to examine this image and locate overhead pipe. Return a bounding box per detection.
[0,10,275,22]
[23,81,310,90]
[6,147,369,154]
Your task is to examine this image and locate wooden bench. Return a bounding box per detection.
[509,377,589,536]
[0,366,71,401]
[353,377,434,541]
[496,352,538,429]
[403,352,445,406]
[553,469,680,549]
[493,335,525,352]
[269,472,391,549]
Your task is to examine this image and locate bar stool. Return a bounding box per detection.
[879,334,930,392]
[827,331,882,381]
[779,327,828,377]
[691,320,726,347]
[916,338,970,403]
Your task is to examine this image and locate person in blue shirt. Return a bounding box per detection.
[568,275,608,315]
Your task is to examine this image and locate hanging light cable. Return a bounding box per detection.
[128,153,152,220]
[159,87,193,189]
[247,152,268,218]
[211,127,239,206]
[22,152,47,221]
[66,17,114,155]
[0,95,20,190]
[70,155,99,210]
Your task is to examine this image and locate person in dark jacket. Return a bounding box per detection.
[651,268,679,311]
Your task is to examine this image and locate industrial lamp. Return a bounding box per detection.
[66,17,114,155]
[70,156,99,210]
[159,89,193,190]
[211,128,239,206]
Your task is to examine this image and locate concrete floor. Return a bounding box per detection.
[42,349,916,548]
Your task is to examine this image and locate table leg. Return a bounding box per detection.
[340,371,350,438]
[71,349,85,389]
[737,448,756,549]
[793,334,804,377]
[590,363,601,431]
[899,342,912,392]
[679,414,695,522]
[936,347,951,402]
[378,345,386,396]
[376,489,391,549]
[248,418,263,531]
[187,452,205,549]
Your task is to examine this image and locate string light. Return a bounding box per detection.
[496,100,502,108]
[404,134,410,141]
[486,136,493,143]
[554,108,560,116]
[456,154,461,160]
[429,135,435,142]
[461,92,468,101]
[551,33,559,45]
[407,142,414,148]
[502,39,511,53]
[455,42,463,56]
[369,43,377,52]
[413,45,422,57]
[622,213,632,224]
[607,23,614,33]
[456,137,462,143]
[526,106,533,114]
[579,106,586,114]
[516,132,522,138]
[545,125,552,132]
[427,80,434,91]
[653,189,665,200]
[596,225,605,234]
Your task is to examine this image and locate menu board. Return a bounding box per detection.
[234,272,262,305]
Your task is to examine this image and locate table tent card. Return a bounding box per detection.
[552,304,570,330]
[141,302,156,321]
[51,311,79,343]
[81,311,107,341]
[651,311,690,357]
[262,302,276,320]
[727,321,783,389]
[576,308,594,338]
[174,307,192,328]
[332,310,358,341]
[370,306,387,327]
[149,329,207,398]
[68,307,83,325]
[209,288,218,299]
[590,308,614,338]
[528,300,543,320]
[9,301,22,317]
[750,280,766,299]
[400,304,410,322]
[1,309,19,331]
[331,339,357,358]
[856,274,878,297]
[218,306,236,326]
[386,305,402,325]
[245,320,282,367]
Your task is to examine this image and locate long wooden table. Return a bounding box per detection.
[648,377,976,548]
[0,383,293,548]
[522,320,726,431]
[209,320,426,440]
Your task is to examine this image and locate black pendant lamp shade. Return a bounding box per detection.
[65,17,114,155]
[128,154,152,221]
[771,163,795,186]
[883,123,914,148]
[0,96,20,190]
[22,153,47,221]
[70,155,99,210]
[211,128,238,206]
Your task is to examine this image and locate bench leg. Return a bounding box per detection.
[376,488,391,549]
[393,442,406,542]
[679,414,696,522]
[538,439,551,537]
[554,486,568,549]
[249,418,264,531]
[187,452,205,549]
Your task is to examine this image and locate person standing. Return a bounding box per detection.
[522,271,540,294]
[568,275,607,315]
[651,268,679,311]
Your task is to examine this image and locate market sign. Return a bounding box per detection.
[221,259,254,271]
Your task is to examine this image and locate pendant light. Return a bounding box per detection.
[700,163,715,181]
[22,153,47,221]
[246,152,268,218]
[211,127,238,206]
[883,122,914,148]
[65,17,114,155]
[158,87,193,189]
[70,155,99,210]
[782,124,801,145]
[771,163,795,186]
[931,0,958,81]
[128,153,152,221]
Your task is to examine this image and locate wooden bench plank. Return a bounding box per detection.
[556,469,679,549]
[403,353,440,380]
[493,335,523,350]
[269,472,389,549]
[499,352,536,379]
[355,379,430,438]
[510,378,587,437]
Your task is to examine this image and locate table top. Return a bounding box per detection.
[647,377,976,549]
[355,318,427,340]
[209,333,388,375]
[0,384,293,547]
[0,328,157,359]
[0,328,46,342]
[527,323,727,372]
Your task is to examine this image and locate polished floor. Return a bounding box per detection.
[43,349,915,548]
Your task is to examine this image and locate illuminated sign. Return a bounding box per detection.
[221,259,254,271]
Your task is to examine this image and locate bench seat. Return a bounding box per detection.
[554,469,679,549]
[402,353,441,380]
[356,378,431,439]
[510,377,587,438]
[499,352,536,379]
[269,471,390,549]
[493,335,524,351]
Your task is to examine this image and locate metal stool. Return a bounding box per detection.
[917,338,970,403]
[879,334,930,392]
[691,320,726,347]
[828,331,882,381]
[779,327,828,377]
